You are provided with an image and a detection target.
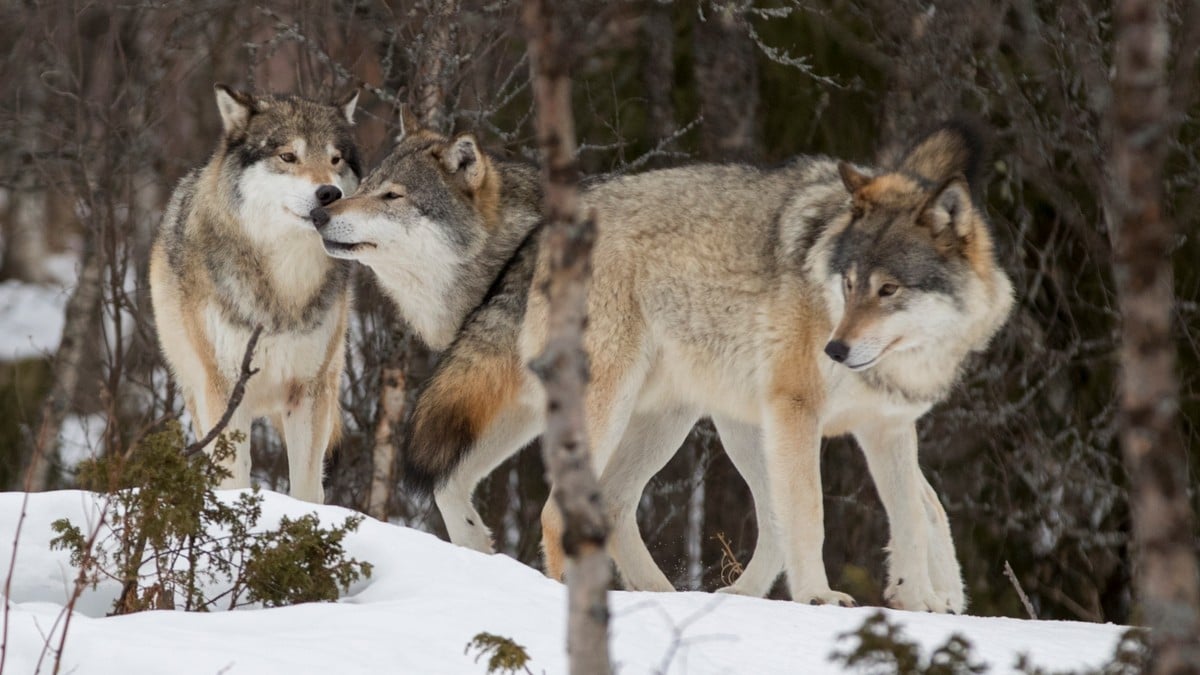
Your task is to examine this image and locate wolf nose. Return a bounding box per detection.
[824,340,850,363]
[315,185,342,206]
[310,207,330,230]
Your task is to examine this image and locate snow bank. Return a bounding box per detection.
[0,491,1126,674]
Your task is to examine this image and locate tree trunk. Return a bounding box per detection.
[23,221,104,491]
[692,2,759,161]
[1111,1,1200,672]
[367,366,404,521]
[1,186,50,284]
[413,0,460,135]
[522,1,611,673]
[642,1,676,164]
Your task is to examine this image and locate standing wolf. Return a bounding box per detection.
[150,85,361,503]
[315,121,1013,613]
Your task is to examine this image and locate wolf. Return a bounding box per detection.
[149,84,361,503]
[314,120,1013,613]
[309,119,783,597]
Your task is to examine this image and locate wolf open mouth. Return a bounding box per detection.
[322,240,376,255]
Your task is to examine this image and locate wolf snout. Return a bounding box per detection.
[310,207,330,230]
[315,184,342,207]
[824,340,850,363]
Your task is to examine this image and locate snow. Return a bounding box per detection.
[56,414,107,472]
[0,490,1127,674]
[0,281,69,362]
[0,252,80,362]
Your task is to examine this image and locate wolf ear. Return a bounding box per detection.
[838,162,871,194]
[214,84,257,133]
[921,177,974,240]
[438,134,487,193]
[395,105,425,143]
[899,122,985,189]
[334,88,359,125]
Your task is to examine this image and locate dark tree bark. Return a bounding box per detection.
[642,1,677,164]
[1111,1,1200,672]
[522,1,611,673]
[692,2,759,161]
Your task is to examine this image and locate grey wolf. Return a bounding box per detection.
[314,120,1013,613]
[150,84,361,503]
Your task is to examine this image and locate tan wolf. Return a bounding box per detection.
[313,121,1013,612]
[150,85,360,503]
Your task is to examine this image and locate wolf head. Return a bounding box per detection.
[213,84,361,237]
[310,109,500,266]
[309,110,528,347]
[823,122,1013,371]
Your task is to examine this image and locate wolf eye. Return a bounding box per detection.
[381,191,402,200]
[843,276,853,294]
[279,152,297,163]
[332,156,342,166]
[879,283,899,297]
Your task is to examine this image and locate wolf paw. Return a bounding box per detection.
[624,577,675,593]
[935,582,967,615]
[793,587,857,608]
[885,579,958,613]
[715,583,756,597]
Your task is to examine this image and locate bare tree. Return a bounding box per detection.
[1111,0,1200,672]
[522,0,611,672]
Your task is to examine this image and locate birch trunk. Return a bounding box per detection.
[1112,1,1200,671]
[522,1,611,672]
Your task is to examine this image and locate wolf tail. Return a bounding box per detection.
[403,347,521,497]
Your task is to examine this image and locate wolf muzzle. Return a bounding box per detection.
[316,184,341,206]
[310,206,331,230]
[824,340,850,363]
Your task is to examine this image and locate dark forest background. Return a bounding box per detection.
[1,0,1198,624]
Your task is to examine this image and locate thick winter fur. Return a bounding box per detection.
[318,121,1014,613]
[149,85,362,503]
[310,125,543,512]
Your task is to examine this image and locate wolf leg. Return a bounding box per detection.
[281,386,338,504]
[711,416,784,597]
[763,399,855,607]
[856,421,952,612]
[192,382,252,490]
[436,403,542,553]
[920,475,966,613]
[599,407,700,592]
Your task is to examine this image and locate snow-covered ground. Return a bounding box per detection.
[0,490,1126,674]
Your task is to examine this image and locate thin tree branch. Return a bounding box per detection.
[1003,560,1038,620]
[183,325,263,457]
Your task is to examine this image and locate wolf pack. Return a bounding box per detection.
[150,84,1014,616]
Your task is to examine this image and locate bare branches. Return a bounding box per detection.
[522,0,611,672]
[183,325,263,457]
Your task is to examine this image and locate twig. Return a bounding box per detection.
[183,325,263,457]
[43,495,110,675]
[1003,559,1038,620]
[714,532,744,587]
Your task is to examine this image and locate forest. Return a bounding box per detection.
[0,1,1198,671]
